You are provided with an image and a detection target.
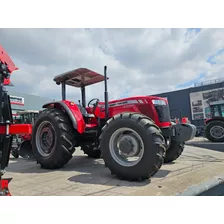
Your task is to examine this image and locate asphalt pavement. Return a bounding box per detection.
[4,141,224,196]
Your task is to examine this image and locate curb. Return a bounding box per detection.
[176,175,224,196]
[185,141,224,152]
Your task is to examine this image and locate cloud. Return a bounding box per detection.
[1,28,224,103]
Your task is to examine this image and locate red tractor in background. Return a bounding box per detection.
[0,44,32,196]
[31,66,197,181]
[11,110,40,159]
[204,100,224,142]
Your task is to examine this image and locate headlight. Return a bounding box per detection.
[152,99,166,105]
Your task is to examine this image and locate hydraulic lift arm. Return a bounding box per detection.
[0,44,32,196]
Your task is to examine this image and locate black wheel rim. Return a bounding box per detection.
[36,121,56,157]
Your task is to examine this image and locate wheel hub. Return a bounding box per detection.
[210,125,224,139]
[36,121,55,157]
[117,134,140,157]
[109,127,145,167]
[40,127,54,153]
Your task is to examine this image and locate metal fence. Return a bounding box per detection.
[194,77,224,87]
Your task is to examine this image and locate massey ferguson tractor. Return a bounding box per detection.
[31,66,196,181]
[0,44,32,196]
[204,100,224,142]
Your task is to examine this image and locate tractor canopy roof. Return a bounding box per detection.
[17,110,39,115]
[209,100,224,106]
[53,68,108,88]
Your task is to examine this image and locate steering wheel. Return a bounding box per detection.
[88,98,100,110]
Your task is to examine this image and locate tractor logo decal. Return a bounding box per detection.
[99,99,144,108]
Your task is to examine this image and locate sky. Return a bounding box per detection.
[1,28,224,102]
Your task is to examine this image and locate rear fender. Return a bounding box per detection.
[205,117,224,125]
[205,118,212,124]
[43,100,85,134]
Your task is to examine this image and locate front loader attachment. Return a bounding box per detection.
[0,44,33,196]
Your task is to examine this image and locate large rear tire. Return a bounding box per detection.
[205,120,224,142]
[164,140,184,163]
[32,108,76,169]
[99,113,166,181]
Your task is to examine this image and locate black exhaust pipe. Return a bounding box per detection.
[104,66,109,119]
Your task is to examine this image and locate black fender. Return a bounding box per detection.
[42,101,84,133]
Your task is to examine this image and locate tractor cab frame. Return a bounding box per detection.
[209,100,224,118]
[54,67,109,119]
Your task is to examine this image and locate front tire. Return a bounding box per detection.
[32,108,76,169]
[164,139,184,163]
[205,120,224,142]
[100,113,166,181]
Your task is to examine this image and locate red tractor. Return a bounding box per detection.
[204,100,224,142]
[31,66,196,181]
[0,44,32,196]
[11,110,40,159]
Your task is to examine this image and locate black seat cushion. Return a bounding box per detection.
[77,105,95,118]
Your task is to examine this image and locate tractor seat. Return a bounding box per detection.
[77,105,95,118]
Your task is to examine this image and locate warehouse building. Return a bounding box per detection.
[154,78,224,131]
[6,89,54,116]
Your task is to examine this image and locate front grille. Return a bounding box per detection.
[137,104,155,119]
[154,105,171,122]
